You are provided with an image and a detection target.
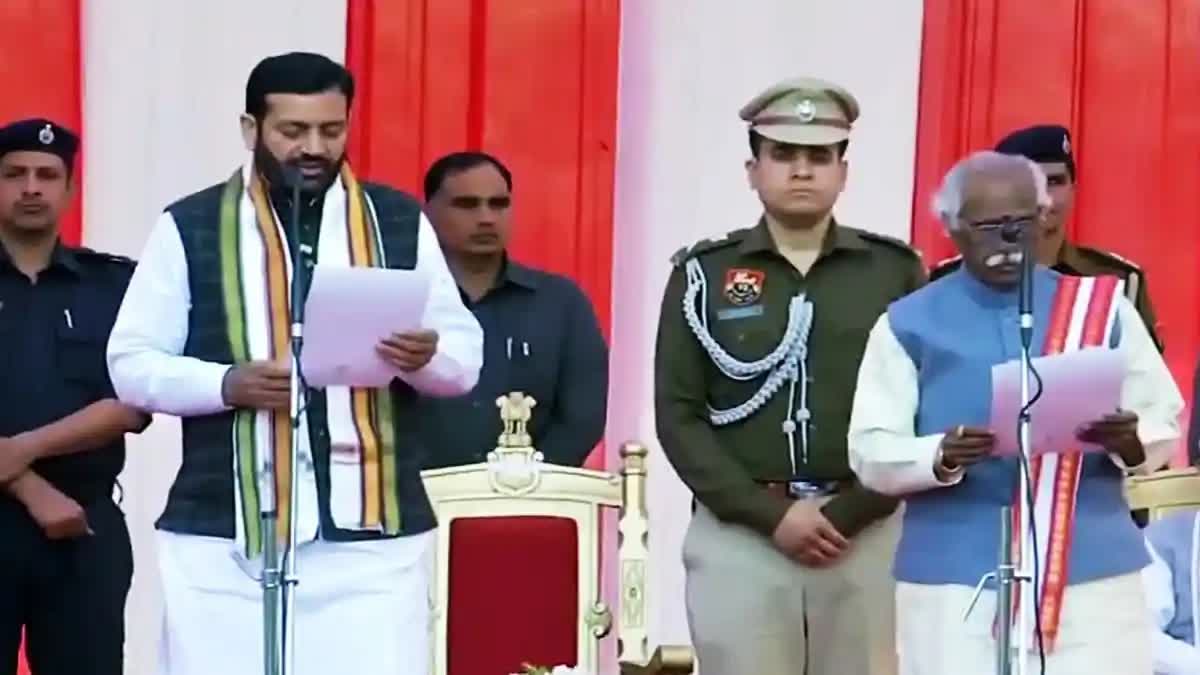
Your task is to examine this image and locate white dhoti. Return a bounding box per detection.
[896,572,1153,675]
[155,530,433,675]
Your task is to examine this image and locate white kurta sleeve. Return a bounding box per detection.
[1144,539,1200,675]
[106,211,232,416]
[1108,297,1184,474]
[393,213,483,397]
[848,313,962,496]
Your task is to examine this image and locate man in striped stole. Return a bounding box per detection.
[847,151,1182,674]
[106,53,483,674]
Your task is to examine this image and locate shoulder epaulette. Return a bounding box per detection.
[668,233,741,266]
[76,248,135,267]
[1074,245,1141,274]
[856,229,921,259]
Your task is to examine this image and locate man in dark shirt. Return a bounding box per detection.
[417,152,608,468]
[0,118,147,675]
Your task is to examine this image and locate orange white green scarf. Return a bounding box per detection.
[218,161,402,561]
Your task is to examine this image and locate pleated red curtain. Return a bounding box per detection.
[345,0,621,469]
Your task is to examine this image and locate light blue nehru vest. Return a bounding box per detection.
[886,266,1148,587]
[1145,511,1199,646]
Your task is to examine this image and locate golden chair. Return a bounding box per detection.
[1125,466,1200,521]
[421,392,694,675]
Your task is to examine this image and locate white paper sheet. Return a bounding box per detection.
[990,347,1126,457]
[300,265,430,388]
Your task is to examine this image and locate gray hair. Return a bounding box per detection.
[931,150,1051,231]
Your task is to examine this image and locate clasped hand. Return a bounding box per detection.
[771,500,849,568]
[0,446,90,540]
[0,436,37,484]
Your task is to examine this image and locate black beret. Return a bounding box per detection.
[0,118,79,168]
[995,124,1073,165]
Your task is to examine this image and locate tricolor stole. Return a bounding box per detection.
[218,164,402,560]
[1001,274,1123,651]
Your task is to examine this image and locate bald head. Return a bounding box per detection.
[933,151,1050,232]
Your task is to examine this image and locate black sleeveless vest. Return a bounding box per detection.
[157,180,436,540]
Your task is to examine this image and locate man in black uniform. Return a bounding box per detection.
[0,118,148,675]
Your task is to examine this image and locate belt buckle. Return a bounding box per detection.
[787,480,827,499]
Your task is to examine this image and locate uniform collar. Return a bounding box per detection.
[738,216,868,256]
[0,238,82,277]
[499,256,540,290]
[1054,241,1085,275]
[459,255,539,304]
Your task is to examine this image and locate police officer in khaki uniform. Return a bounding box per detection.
[654,78,924,674]
[930,124,1163,351]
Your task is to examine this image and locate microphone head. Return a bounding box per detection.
[279,164,304,190]
[1000,221,1024,244]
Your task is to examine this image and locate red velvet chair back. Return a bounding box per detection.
[446,516,581,674]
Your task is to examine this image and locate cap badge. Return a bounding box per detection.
[1062,135,1071,155]
[795,99,817,123]
[38,124,54,145]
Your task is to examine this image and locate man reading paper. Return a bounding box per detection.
[847,151,1182,674]
[105,52,483,675]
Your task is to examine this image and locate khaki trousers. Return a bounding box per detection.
[896,573,1152,675]
[683,503,901,675]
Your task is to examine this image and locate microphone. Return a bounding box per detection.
[1001,221,1036,349]
[279,164,305,191]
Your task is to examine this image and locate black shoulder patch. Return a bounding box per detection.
[76,248,135,267]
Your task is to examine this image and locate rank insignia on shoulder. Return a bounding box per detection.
[724,268,764,305]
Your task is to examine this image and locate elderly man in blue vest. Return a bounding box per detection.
[1143,509,1200,673]
[847,150,1183,674]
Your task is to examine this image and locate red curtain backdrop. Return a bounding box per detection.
[345,0,620,469]
[0,0,83,247]
[0,6,80,672]
[912,0,1200,444]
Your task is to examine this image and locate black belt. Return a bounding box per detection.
[759,479,847,500]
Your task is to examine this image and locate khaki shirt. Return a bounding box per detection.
[930,242,1162,351]
[654,219,926,539]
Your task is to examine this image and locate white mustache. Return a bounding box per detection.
[984,251,1023,268]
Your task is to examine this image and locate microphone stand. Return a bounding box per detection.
[1000,228,1037,675]
[261,169,306,675]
